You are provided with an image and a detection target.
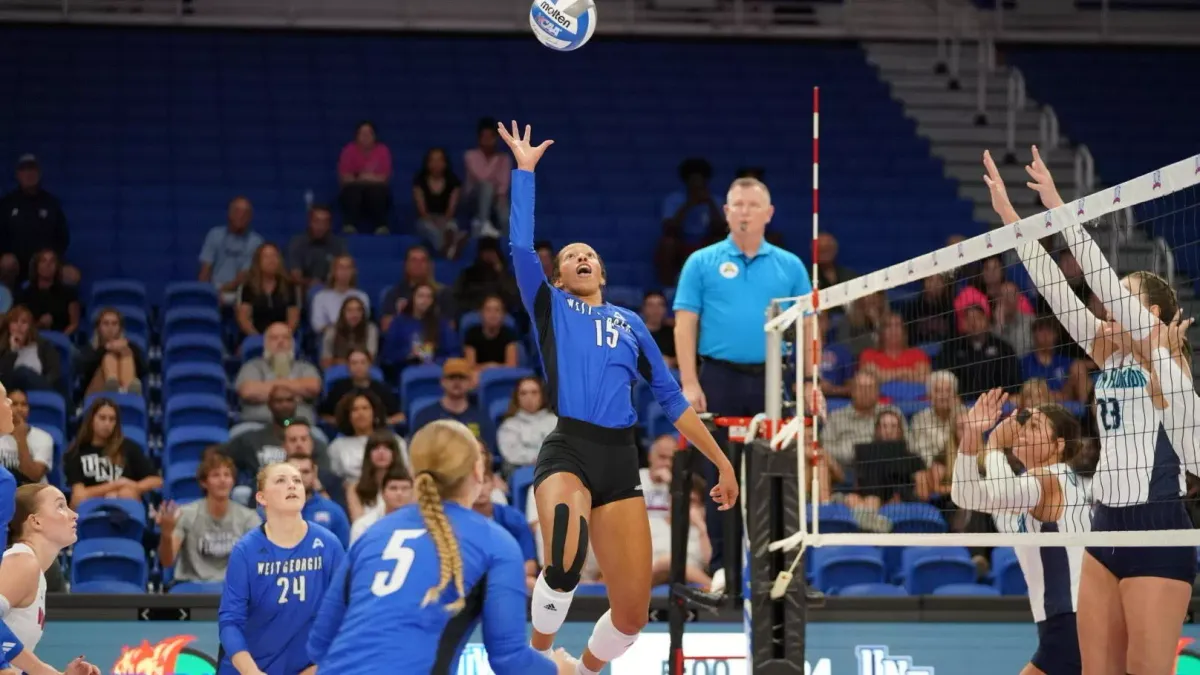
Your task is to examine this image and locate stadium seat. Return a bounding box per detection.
[409,396,440,423]
[163,334,225,370]
[837,583,908,597]
[37,331,74,392]
[92,305,149,342]
[169,581,224,594]
[880,381,926,402]
[25,390,67,435]
[645,404,674,440]
[164,282,219,310]
[44,426,65,488]
[899,547,977,594]
[809,546,886,593]
[489,398,510,427]
[75,498,146,542]
[991,547,1027,595]
[878,503,948,534]
[322,363,385,397]
[165,394,230,430]
[164,426,230,466]
[477,368,533,413]
[807,503,859,534]
[932,583,1001,597]
[124,426,148,453]
[164,460,204,503]
[71,537,148,588]
[82,392,147,429]
[401,364,444,407]
[90,280,147,311]
[164,363,227,400]
[603,285,643,310]
[576,583,608,596]
[510,465,536,511]
[163,307,222,340]
[72,580,147,594]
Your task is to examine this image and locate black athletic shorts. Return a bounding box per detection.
[532,417,642,508]
[1030,613,1081,675]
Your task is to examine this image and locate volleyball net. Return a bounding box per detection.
[764,152,1200,558]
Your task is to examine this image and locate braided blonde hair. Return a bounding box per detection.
[409,419,482,613]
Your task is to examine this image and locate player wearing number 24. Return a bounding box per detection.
[217,463,345,675]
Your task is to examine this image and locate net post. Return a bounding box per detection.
[666,435,697,675]
[765,302,784,422]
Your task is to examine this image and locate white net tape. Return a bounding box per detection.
[766,153,1200,552]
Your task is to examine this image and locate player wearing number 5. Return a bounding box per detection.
[308,420,579,674]
[499,121,738,675]
[217,463,345,675]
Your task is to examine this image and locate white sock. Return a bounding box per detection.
[530,571,577,636]
[576,664,600,675]
[535,647,552,658]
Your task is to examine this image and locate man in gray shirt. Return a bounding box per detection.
[233,322,322,433]
[287,204,346,291]
[222,385,331,493]
[155,452,261,585]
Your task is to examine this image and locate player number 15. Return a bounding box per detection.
[594,318,618,349]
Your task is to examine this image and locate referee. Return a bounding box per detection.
[673,176,811,573]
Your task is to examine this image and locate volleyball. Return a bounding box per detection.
[529,0,597,52]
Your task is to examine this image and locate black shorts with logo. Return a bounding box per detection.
[532,417,642,508]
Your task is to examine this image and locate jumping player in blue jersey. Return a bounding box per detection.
[497,122,739,675]
[309,419,579,674]
[217,462,344,675]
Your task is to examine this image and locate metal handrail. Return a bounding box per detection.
[975,33,993,124]
[1074,145,1095,198]
[1039,105,1060,153]
[1005,68,1026,158]
[1153,236,1176,288]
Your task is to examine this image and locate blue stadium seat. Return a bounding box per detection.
[645,404,674,440]
[163,307,222,340]
[124,426,148,453]
[808,503,859,534]
[164,460,204,503]
[837,583,908,597]
[489,398,510,427]
[71,537,148,588]
[71,580,147,594]
[878,503,948,533]
[409,396,440,423]
[92,305,149,342]
[880,382,926,402]
[603,285,643,310]
[809,546,886,593]
[90,280,147,311]
[899,547,977,594]
[164,363,227,400]
[44,426,65,488]
[991,547,1027,595]
[165,394,230,430]
[75,498,146,541]
[400,364,444,407]
[164,282,219,310]
[576,583,608,596]
[163,334,225,370]
[164,426,230,466]
[477,368,534,412]
[25,390,66,435]
[932,583,1001,597]
[510,465,536,512]
[82,392,147,430]
[322,363,385,396]
[170,581,224,594]
[38,331,74,392]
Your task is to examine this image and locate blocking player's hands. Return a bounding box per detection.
[1164,308,1194,373]
[982,150,1020,225]
[1025,145,1066,210]
[711,464,739,511]
[497,121,554,172]
[64,657,100,675]
[958,388,1009,456]
[550,648,579,674]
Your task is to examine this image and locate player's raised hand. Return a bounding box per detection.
[497,121,554,172]
[982,150,1019,224]
[958,388,1009,454]
[1025,145,1066,210]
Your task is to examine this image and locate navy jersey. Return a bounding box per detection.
[308,503,555,675]
[217,521,345,675]
[509,169,690,428]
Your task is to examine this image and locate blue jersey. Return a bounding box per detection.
[308,503,555,675]
[1020,352,1074,392]
[302,496,351,550]
[0,619,22,670]
[509,169,690,428]
[0,465,14,545]
[217,522,345,675]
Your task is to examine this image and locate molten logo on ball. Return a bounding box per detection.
[529,0,597,51]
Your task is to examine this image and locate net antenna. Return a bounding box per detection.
[764,152,1200,553]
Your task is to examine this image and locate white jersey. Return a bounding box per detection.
[1092,349,1185,506]
[2,544,46,653]
[1011,464,1091,623]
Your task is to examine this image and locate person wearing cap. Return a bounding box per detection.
[933,301,1022,398]
[406,357,495,452]
[0,154,76,289]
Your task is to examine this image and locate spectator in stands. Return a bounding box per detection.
[311,254,370,334]
[413,147,468,259]
[822,370,906,469]
[155,451,260,586]
[236,243,300,338]
[16,249,79,336]
[655,157,725,286]
[472,458,538,591]
[934,303,1022,398]
[345,431,407,523]
[1021,316,1090,403]
[836,290,887,359]
[837,409,915,531]
[280,418,344,508]
[535,241,554,279]
[379,245,455,332]
[319,348,402,426]
[348,463,412,544]
[287,451,350,548]
[640,435,675,516]
[462,117,511,239]
[453,238,519,320]
[233,322,322,432]
[380,282,458,380]
[649,474,712,589]
[77,307,147,395]
[463,295,518,375]
[640,291,676,368]
[991,281,1034,356]
[0,154,77,288]
[857,312,930,383]
[818,310,853,398]
[198,196,263,305]
[328,391,406,487]
[815,232,856,291]
[320,297,379,369]
[64,398,161,508]
[223,386,331,490]
[407,357,493,444]
[900,272,955,346]
[0,305,62,394]
[338,121,393,234]
[496,376,557,472]
[0,389,53,484]
[287,204,346,292]
[908,370,965,467]
[953,256,1034,333]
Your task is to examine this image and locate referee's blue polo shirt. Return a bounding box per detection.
[673,235,811,365]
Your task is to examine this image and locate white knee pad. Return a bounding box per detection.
[586,610,640,663]
[530,572,577,635]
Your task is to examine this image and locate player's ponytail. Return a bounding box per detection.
[409,420,481,613]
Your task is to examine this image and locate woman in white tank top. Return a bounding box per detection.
[953,389,1090,675]
[985,148,1195,675]
[0,483,97,675]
